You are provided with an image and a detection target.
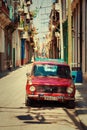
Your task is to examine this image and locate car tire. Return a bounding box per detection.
[25,95,31,106]
[67,100,75,109]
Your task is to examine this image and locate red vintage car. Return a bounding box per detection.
[25,58,76,108]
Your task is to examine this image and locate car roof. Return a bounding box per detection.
[34,58,69,67]
[35,57,64,62]
[34,61,68,66]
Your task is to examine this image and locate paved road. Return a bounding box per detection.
[0,64,83,130]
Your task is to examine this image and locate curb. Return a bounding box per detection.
[75,83,87,130]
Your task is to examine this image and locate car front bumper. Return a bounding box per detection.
[27,93,75,102]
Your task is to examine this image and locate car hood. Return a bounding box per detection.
[30,76,72,86]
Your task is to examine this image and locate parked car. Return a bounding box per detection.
[25,58,76,108]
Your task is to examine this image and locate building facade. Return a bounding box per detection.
[71,0,87,73]
[0,0,11,72]
[49,0,87,75]
[0,0,34,74]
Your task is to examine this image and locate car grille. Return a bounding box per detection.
[36,86,67,93]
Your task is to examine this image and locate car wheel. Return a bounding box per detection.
[67,100,75,109]
[25,95,31,106]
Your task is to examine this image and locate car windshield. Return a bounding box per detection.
[32,64,71,79]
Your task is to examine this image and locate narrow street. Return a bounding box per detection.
[0,0,87,129]
[0,64,83,130]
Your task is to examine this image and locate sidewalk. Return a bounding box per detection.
[75,81,87,130]
[0,67,20,79]
[0,63,32,79]
[0,70,11,78]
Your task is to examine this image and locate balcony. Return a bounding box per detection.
[21,31,29,40]
[0,0,11,28]
[17,24,24,31]
[71,0,79,12]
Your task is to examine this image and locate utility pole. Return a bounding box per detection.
[68,0,72,66]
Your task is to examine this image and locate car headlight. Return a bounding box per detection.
[67,84,74,94]
[67,87,73,94]
[30,86,35,92]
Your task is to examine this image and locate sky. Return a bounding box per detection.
[30,0,55,43]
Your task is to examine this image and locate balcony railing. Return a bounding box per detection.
[0,0,9,16]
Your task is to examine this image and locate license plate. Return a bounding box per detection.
[44,96,58,101]
[57,96,64,100]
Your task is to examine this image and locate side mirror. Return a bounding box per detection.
[72,75,75,81]
[26,72,30,77]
